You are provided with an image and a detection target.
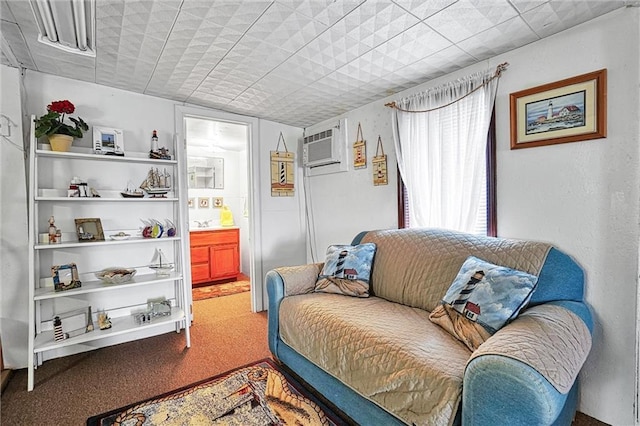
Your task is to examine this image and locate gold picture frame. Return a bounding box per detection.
[74,218,105,242]
[510,69,607,149]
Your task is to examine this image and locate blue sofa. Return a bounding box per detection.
[267,228,593,425]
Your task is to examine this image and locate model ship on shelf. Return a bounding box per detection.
[140,167,171,198]
[120,181,144,198]
[149,248,174,276]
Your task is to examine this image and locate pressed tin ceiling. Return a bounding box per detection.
[0,0,634,128]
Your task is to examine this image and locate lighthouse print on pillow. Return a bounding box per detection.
[429,256,538,351]
[315,243,376,297]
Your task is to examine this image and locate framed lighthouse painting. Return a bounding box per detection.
[510,69,606,149]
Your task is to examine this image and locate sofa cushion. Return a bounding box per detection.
[359,228,551,312]
[315,243,376,297]
[279,293,472,425]
[429,256,538,351]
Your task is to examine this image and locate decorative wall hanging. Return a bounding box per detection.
[353,122,366,169]
[213,197,223,208]
[198,197,210,208]
[271,132,295,197]
[372,136,388,186]
[510,69,607,149]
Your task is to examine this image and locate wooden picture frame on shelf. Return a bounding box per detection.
[74,218,105,242]
[510,69,607,149]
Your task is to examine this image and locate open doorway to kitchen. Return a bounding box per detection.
[175,106,263,314]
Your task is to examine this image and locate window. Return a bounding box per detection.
[397,109,496,236]
[390,66,504,236]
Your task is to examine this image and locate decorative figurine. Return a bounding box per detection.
[53,316,66,341]
[85,306,94,332]
[48,216,59,244]
[97,310,112,330]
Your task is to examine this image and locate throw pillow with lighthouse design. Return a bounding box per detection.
[429,256,538,351]
[315,243,376,297]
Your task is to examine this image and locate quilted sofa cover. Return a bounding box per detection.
[267,228,593,425]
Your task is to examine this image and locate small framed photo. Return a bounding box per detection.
[510,69,607,149]
[213,197,223,208]
[93,126,124,156]
[75,218,105,242]
[188,198,195,208]
[198,197,210,208]
[52,263,82,292]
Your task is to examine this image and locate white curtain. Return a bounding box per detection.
[391,68,500,234]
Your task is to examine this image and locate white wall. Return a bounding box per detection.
[256,120,307,305]
[307,8,639,424]
[3,70,306,368]
[496,9,639,425]
[0,65,29,368]
[304,110,398,259]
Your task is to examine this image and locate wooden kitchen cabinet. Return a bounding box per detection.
[189,228,239,285]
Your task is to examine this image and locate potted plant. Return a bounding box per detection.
[34,100,88,152]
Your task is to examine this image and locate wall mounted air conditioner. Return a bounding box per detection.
[302,119,346,168]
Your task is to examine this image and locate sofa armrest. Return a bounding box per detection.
[271,263,323,296]
[463,303,592,425]
[266,264,322,358]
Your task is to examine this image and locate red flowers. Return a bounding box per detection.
[35,99,88,139]
[47,100,75,115]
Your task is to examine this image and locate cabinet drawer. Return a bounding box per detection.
[190,246,209,263]
[190,229,239,246]
[191,263,210,283]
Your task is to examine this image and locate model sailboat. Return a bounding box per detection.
[149,248,174,276]
[140,168,171,197]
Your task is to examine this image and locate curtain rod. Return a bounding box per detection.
[385,62,509,113]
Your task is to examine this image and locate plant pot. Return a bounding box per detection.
[48,134,73,152]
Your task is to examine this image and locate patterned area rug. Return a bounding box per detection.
[87,359,348,425]
[192,280,251,301]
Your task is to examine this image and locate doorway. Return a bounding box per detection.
[175,106,263,313]
[185,116,251,306]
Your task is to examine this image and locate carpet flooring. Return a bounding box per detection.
[192,280,251,301]
[87,358,346,425]
[1,292,270,425]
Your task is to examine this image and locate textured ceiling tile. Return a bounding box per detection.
[377,22,451,64]
[277,0,363,26]
[1,1,17,23]
[0,21,36,69]
[184,91,234,111]
[270,55,332,83]
[521,0,625,38]
[425,0,518,43]
[508,0,548,13]
[391,0,458,20]
[340,1,420,48]
[119,0,181,39]
[297,27,369,71]
[180,1,270,31]
[457,16,539,61]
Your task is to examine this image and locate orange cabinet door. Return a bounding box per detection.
[209,243,239,280]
